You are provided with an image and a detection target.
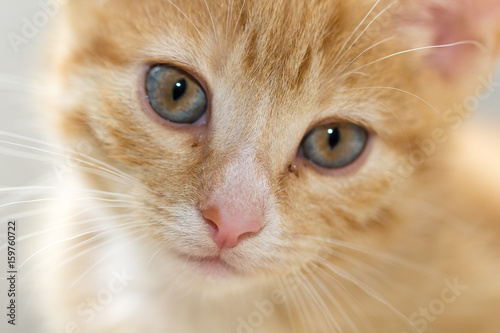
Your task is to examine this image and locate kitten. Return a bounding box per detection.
[33,0,500,332]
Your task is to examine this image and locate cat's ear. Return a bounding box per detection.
[397,0,500,81]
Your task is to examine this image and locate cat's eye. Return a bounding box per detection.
[145,65,207,124]
[301,122,368,169]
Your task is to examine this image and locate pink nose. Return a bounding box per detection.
[202,204,263,249]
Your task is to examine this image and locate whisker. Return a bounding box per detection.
[0,74,49,94]
[297,234,440,278]
[147,245,165,269]
[0,196,142,210]
[0,132,157,194]
[18,223,146,294]
[3,206,56,222]
[326,93,411,147]
[0,146,56,163]
[165,0,204,40]
[203,0,221,52]
[0,139,130,182]
[280,244,367,332]
[272,280,298,333]
[304,265,359,333]
[348,40,487,76]
[317,257,419,332]
[0,131,141,185]
[231,0,247,42]
[5,214,132,248]
[278,278,310,332]
[18,218,142,270]
[226,0,235,44]
[62,231,148,295]
[332,0,383,66]
[277,250,337,332]
[311,262,377,333]
[333,0,400,76]
[336,36,394,76]
[1,203,144,227]
[295,269,341,332]
[345,86,443,119]
[356,96,411,147]
[416,201,478,234]
[0,186,134,198]
[294,279,318,333]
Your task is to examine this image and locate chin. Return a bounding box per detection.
[167,247,273,294]
[180,254,241,280]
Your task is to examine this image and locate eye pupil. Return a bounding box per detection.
[327,127,340,150]
[172,78,187,101]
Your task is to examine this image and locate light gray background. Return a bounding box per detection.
[1,2,57,331]
[0,1,499,332]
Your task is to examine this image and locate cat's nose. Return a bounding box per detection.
[202,204,263,249]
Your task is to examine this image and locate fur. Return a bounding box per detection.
[37,0,500,332]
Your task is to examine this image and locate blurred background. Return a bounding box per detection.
[0,0,499,332]
[1,2,57,332]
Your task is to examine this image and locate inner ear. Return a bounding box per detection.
[398,0,500,80]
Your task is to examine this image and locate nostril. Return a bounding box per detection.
[236,229,260,245]
[205,218,219,236]
[202,206,220,234]
[201,204,263,249]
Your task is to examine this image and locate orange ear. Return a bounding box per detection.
[399,0,500,80]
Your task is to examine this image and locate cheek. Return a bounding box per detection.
[88,100,203,169]
[282,144,401,235]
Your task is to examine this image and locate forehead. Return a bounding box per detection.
[65,0,377,86]
[66,0,397,103]
[61,0,422,145]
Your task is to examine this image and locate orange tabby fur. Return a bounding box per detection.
[38,0,500,332]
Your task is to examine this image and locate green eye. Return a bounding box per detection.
[301,122,368,169]
[145,65,207,124]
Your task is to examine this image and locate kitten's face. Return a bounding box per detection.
[48,0,499,286]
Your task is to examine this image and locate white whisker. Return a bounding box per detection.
[0,186,133,198]
[349,40,487,76]
[312,262,377,333]
[203,0,221,52]
[318,258,419,332]
[304,265,359,333]
[296,269,341,332]
[165,0,204,40]
[0,131,140,184]
[226,0,235,44]
[0,132,157,194]
[18,219,142,270]
[231,0,247,42]
[62,232,148,295]
[147,245,165,269]
[332,0,400,75]
[0,196,142,209]
[346,86,443,120]
[5,214,132,248]
[298,234,440,278]
[336,36,394,76]
[279,278,310,332]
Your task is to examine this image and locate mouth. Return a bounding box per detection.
[178,253,239,279]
